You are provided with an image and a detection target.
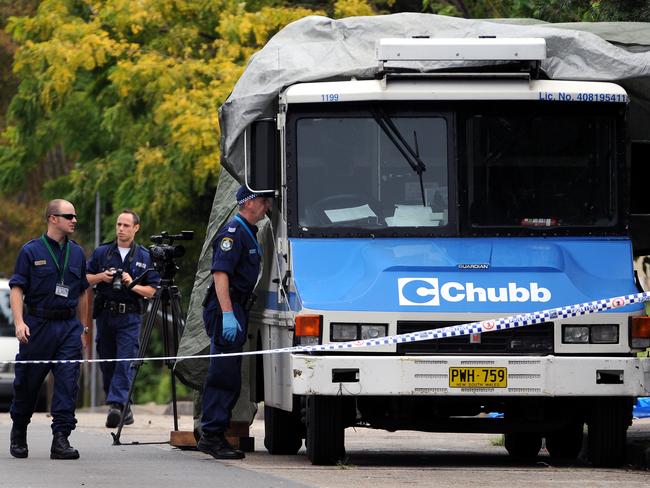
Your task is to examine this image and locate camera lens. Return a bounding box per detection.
[112,270,123,291]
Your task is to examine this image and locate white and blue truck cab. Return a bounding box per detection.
[240,36,650,467]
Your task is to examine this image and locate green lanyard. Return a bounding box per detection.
[40,234,70,284]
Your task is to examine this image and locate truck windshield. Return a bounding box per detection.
[296,115,449,229]
[467,109,617,228]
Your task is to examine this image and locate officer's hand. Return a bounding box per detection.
[122,272,134,288]
[222,312,242,343]
[101,269,115,283]
[15,322,30,344]
[81,329,91,351]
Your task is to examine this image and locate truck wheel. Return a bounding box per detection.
[587,397,632,467]
[504,433,542,461]
[306,395,345,465]
[545,422,584,461]
[264,404,303,455]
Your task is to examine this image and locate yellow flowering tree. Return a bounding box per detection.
[0,0,329,270]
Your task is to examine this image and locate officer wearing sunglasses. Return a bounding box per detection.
[8,199,90,460]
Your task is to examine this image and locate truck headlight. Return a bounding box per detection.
[562,325,590,344]
[361,324,387,340]
[590,325,619,344]
[331,323,358,342]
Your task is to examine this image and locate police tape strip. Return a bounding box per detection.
[2,291,650,365]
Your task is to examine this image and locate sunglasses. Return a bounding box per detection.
[51,213,77,220]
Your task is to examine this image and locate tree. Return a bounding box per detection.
[0,0,332,282]
[422,0,650,21]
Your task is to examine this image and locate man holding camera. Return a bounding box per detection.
[197,186,272,460]
[86,210,159,428]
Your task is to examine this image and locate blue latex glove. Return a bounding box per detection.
[222,311,242,343]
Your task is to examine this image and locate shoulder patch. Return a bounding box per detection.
[227,227,237,233]
[220,237,234,252]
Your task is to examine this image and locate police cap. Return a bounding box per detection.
[236,186,273,205]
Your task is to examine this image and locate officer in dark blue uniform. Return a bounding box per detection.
[9,199,89,460]
[197,186,272,460]
[86,209,159,428]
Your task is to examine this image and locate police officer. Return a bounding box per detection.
[197,186,272,460]
[9,199,89,460]
[86,209,159,428]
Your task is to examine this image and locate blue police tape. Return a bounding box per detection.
[2,291,650,365]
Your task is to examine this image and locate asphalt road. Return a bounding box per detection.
[2,405,650,488]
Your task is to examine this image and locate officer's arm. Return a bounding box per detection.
[87,270,114,286]
[10,286,29,344]
[77,288,89,324]
[129,283,156,299]
[214,272,233,312]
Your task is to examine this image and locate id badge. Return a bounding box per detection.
[55,283,70,297]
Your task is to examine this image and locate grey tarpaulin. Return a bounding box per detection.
[176,14,650,424]
[219,13,650,181]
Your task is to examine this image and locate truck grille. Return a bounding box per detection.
[396,320,554,355]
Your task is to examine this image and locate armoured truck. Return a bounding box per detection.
[231,33,650,466]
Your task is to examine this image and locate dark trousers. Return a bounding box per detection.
[96,311,141,406]
[11,316,82,434]
[201,303,248,435]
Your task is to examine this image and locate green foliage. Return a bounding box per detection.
[422,0,650,21]
[0,0,322,279]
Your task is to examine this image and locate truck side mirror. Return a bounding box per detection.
[630,214,650,256]
[245,118,278,193]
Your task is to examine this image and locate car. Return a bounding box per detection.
[0,278,17,411]
[0,279,48,412]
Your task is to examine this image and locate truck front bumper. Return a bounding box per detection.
[291,354,650,397]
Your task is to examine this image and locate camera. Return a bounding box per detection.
[111,269,124,291]
[149,231,194,280]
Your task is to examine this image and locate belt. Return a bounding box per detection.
[229,288,251,305]
[27,307,75,320]
[229,288,256,311]
[104,300,140,314]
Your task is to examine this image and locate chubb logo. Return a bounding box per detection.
[397,278,551,306]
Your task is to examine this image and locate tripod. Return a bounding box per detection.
[111,277,185,445]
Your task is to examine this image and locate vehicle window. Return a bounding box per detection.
[467,111,616,228]
[296,116,448,229]
[0,290,12,337]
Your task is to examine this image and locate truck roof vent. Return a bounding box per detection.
[376,37,546,78]
[376,37,546,63]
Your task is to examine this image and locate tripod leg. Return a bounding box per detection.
[167,287,185,432]
[111,296,161,445]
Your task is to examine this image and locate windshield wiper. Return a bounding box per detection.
[371,106,427,206]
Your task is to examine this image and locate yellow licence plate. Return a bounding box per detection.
[449,367,507,388]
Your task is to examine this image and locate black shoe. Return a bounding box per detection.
[105,404,122,428]
[123,405,134,426]
[10,424,28,459]
[197,432,245,460]
[50,432,79,460]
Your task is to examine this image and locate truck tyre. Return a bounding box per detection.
[545,422,584,461]
[264,404,303,455]
[504,433,542,461]
[306,395,345,465]
[587,397,632,467]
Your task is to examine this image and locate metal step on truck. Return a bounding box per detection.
[209,19,650,467]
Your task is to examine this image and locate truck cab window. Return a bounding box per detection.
[467,108,617,229]
[295,114,449,230]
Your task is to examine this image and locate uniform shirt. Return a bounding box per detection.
[210,214,262,298]
[87,241,160,304]
[9,234,89,309]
